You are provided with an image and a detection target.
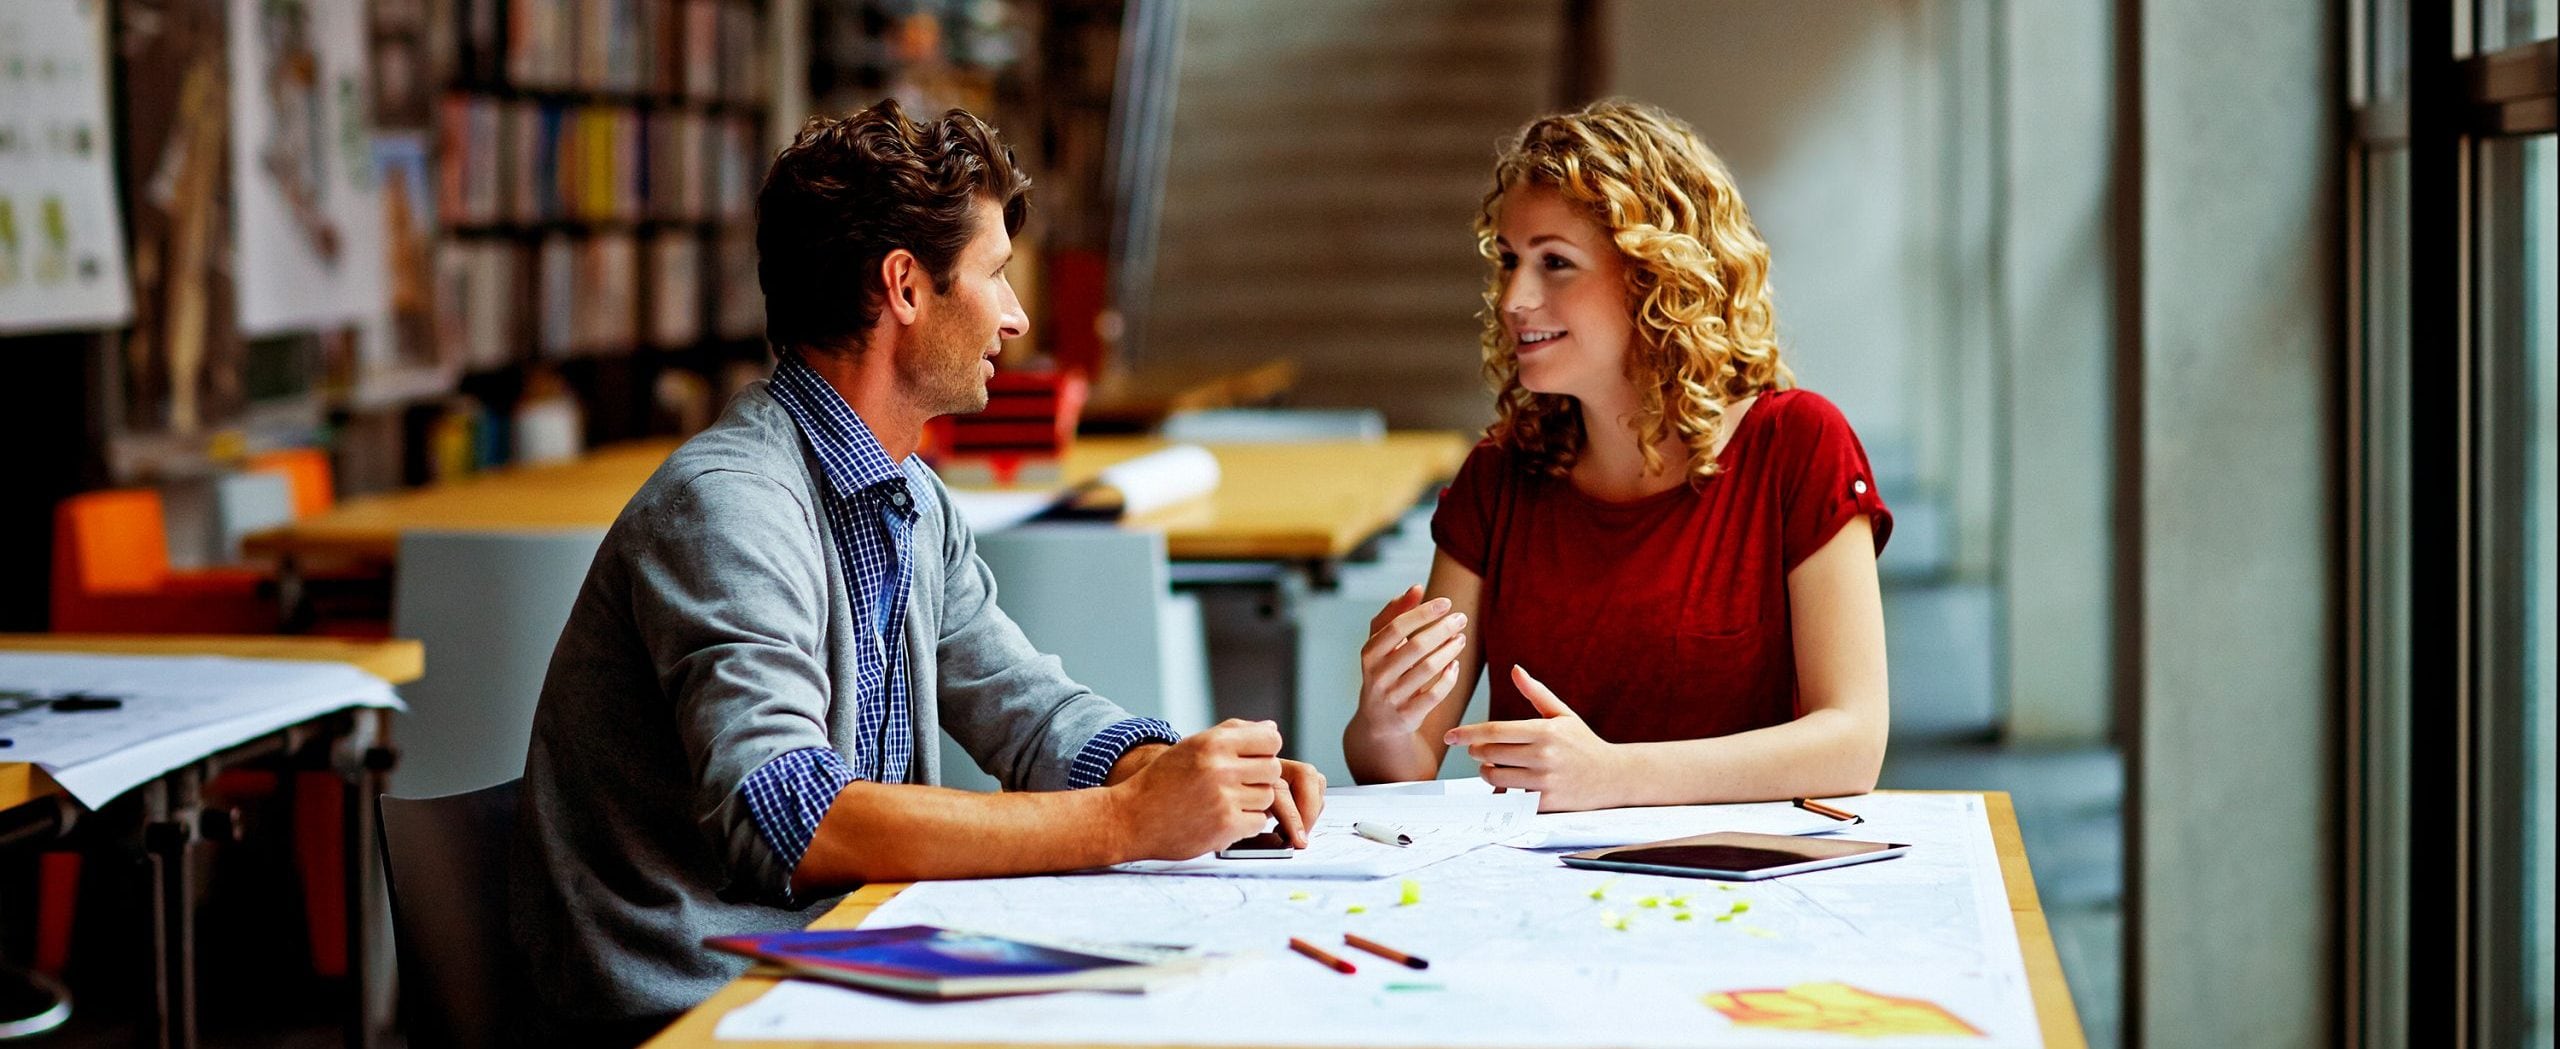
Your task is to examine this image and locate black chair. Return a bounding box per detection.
[378,778,518,1049]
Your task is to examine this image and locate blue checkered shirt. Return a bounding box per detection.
[739,351,1181,886]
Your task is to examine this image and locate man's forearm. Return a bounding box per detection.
[791,780,1134,890]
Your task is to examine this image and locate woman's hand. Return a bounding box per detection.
[1351,585,1469,738]
[1444,666,1622,812]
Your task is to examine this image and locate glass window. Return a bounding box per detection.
[2357,144,2415,1049]
[2472,131,2556,1048]
[2518,130,2555,1049]
[2476,0,2559,50]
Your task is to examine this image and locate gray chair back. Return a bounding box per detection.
[944,524,1212,791]
[378,778,519,1049]
[390,528,607,797]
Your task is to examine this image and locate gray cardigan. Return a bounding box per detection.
[509,381,1143,1029]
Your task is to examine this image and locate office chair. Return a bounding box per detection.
[378,778,519,1049]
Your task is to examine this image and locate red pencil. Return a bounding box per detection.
[1289,937,1357,974]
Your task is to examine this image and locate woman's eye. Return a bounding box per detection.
[1542,254,1572,271]
[1497,252,1519,271]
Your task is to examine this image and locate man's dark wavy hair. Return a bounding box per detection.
[756,99,1031,352]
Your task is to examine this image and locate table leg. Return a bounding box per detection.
[341,711,391,1049]
[144,770,202,1049]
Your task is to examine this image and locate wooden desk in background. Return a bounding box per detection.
[642,791,2087,1049]
[1078,359,1302,432]
[242,432,1473,569]
[0,634,423,1049]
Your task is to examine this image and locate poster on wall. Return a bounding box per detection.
[353,132,457,403]
[118,0,244,435]
[0,0,136,335]
[229,0,385,336]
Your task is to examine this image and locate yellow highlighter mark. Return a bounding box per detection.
[1703,982,1984,1038]
[1589,877,1619,901]
[1398,879,1422,906]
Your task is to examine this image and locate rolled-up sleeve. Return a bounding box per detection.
[1067,717,1184,789]
[624,469,840,904]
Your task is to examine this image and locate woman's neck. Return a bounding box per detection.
[1567,389,1758,502]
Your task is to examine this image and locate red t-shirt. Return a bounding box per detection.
[1431,389,1892,744]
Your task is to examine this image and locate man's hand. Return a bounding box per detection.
[1443,666,1620,812]
[1265,759,1328,847]
[1109,719,1290,860]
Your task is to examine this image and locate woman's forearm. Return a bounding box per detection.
[1611,705,1886,806]
[1341,712,1445,784]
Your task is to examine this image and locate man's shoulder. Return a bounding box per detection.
[640,381,817,504]
[592,383,826,554]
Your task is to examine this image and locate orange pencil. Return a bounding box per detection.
[1793,796,1862,822]
[1289,937,1357,974]
[1343,933,1429,970]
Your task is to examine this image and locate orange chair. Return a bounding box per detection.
[49,488,277,633]
[248,447,334,520]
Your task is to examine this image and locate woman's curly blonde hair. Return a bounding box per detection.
[1476,99,1792,482]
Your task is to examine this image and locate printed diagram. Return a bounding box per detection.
[1704,982,1986,1038]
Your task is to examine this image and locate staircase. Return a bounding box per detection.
[1138,0,1564,432]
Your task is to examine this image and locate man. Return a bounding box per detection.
[511,101,1326,1041]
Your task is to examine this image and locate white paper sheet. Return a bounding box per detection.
[714,794,2041,1047]
[1096,445,1220,517]
[0,652,403,807]
[1109,792,1538,879]
[1502,801,1856,850]
[946,489,1063,533]
[1326,778,1856,848]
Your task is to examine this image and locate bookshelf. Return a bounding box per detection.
[429,0,775,454]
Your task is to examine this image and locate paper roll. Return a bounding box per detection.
[1094,444,1221,517]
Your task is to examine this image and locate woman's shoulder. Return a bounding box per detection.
[1746,388,1862,449]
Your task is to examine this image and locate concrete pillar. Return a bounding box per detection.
[2133,0,2339,1044]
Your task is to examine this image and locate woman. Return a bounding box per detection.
[1341,100,1892,811]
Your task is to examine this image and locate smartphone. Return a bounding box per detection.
[1214,831,1294,859]
[1561,831,1909,881]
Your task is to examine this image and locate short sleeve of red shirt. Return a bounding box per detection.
[1772,391,1894,570]
[1430,440,1510,576]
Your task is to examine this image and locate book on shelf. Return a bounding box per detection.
[646,230,702,349]
[712,225,761,341]
[434,239,522,372]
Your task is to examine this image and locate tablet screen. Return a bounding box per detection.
[1604,839,1873,873]
[1564,831,1908,879]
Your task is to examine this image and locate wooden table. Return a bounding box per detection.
[242,433,1473,567]
[1079,359,1302,432]
[0,634,423,1049]
[643,791,2088,1049]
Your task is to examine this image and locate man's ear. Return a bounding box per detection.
[879,249,924,326]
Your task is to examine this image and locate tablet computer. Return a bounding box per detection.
[1561,831,1910,881]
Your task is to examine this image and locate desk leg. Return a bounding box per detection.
[145,771,201,1049]
[341,712,390,1049]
